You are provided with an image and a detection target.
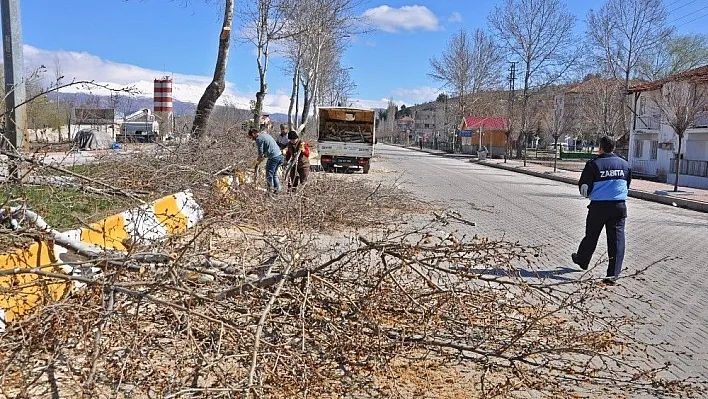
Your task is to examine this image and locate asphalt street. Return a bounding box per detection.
[370,144,708,381]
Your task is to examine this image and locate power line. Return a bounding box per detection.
[678,9,708,25]
[666,0,699,15]
[664,0,686,8]
[670,4,708,24]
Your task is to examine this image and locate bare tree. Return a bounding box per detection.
[281,0,365,132]
[378,98,397,135]
[575,77,627,141]
[651,79,708,192]
[283,30,305,128]
[429,28,504,124]
[638,33,708,81]
[319,64,357,107]
[543,93,573,172]
[281,1,316,129]
[242,0,293,127]
[297,3,338,128]
[191,0,234,139]
[586,0,672,88]
[488,0,579,158]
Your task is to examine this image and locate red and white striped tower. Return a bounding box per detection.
[154,77,174,139]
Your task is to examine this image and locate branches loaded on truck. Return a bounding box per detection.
[317,107,376,174]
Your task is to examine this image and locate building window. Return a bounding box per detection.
[634,140,644,158]
[650,140,658,160]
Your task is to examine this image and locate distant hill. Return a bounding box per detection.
[52,92,293,123]
[52,92,197,117]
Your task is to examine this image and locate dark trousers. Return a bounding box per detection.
[288,166,309,190]
[576,201,626,277]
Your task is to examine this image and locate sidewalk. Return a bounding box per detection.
[396,144,708,213]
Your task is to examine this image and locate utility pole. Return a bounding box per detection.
[506,62,516,163]
[2,0,27,181]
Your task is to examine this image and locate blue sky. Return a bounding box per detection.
[12,0,708,113]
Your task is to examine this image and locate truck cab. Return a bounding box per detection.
[117,108,160,143]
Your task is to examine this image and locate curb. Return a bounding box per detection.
[475,160,708,213]
[0,189,205,331]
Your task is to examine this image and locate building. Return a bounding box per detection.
[395,116,415,133]
[70,108,118,139]
[409,101,449,142]
[460,116,509,156]
[627,65,708,188]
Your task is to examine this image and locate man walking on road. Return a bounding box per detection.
[572,136,632,285]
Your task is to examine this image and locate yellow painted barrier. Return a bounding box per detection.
[0,241,71,326]
[0,190,205,331]
[80,213,130,251]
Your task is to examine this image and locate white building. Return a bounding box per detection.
[627,65,708,189]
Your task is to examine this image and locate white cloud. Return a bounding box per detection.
[12,45,414,116]
[362,5,440,33]
[19,45,290,114]
[349,98,395,110]
[448,12,463,23]
[390,86,441,105]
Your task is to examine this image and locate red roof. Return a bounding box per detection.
[628,65,708,93]
[462,116,508,130]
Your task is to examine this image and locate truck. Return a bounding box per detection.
[117,108,160,143]
[317,107,376,174]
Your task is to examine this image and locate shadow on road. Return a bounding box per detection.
[463,266,579,282]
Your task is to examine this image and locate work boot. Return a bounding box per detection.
[600,276,617,286]
[571,253,588,270]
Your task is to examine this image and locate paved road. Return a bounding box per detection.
[371,144,708,381]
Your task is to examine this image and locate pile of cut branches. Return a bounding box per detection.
[1,211,703,398]
[1,130,704,398]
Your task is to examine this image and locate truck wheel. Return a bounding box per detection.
[362,165,370,174]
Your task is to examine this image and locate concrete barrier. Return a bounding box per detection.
[0,190,204,331]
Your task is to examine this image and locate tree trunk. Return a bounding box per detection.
[253,90,266,128]
[191,0,234,139]
[553,137,559,173]
[674,134,683,192]
[300,82,310,126]
[295,82,300,129]
[288,60,300,129]
[252,60,269,127]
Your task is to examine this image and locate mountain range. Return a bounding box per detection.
[51,91,289,122]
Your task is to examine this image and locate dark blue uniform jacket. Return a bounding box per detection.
[579,153,632,201]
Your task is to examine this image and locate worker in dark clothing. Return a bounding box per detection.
[572,136,632,285]
[284,130,310,191]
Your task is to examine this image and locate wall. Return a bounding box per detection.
[27,126,72,142]
[667,174,708,189]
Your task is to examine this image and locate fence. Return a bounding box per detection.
[632,160,659,177]
[670,159,708,178]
